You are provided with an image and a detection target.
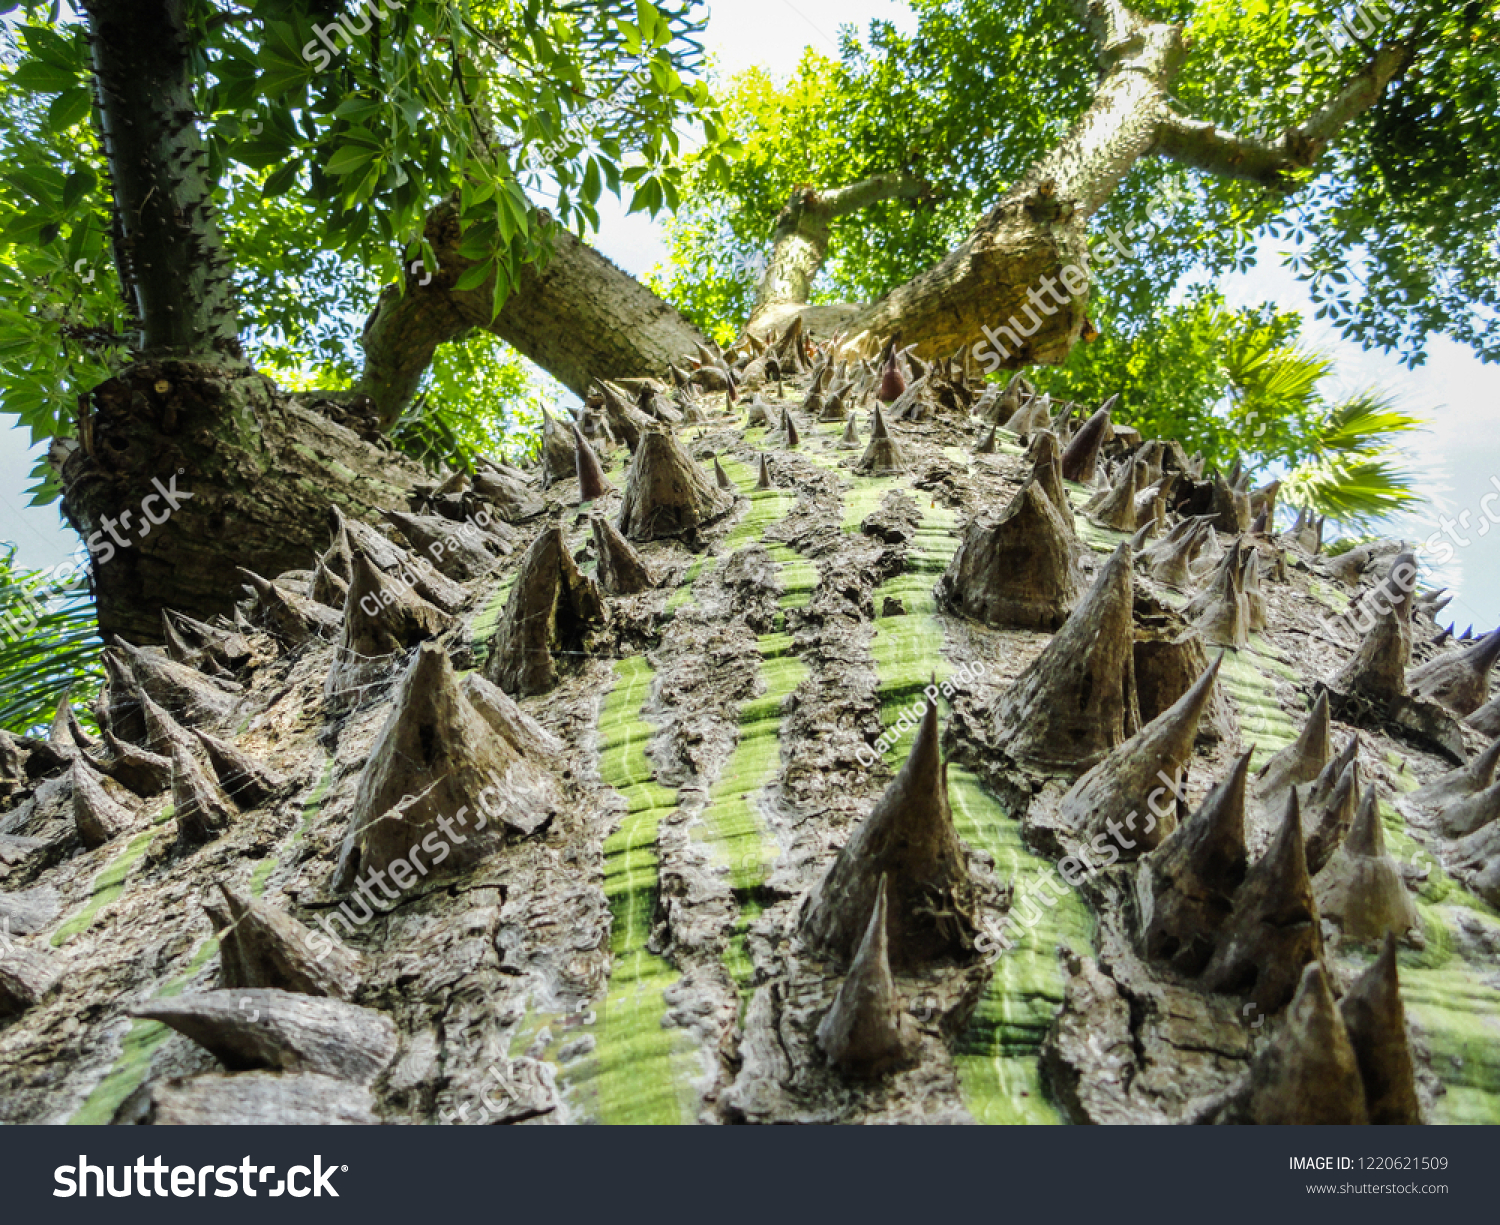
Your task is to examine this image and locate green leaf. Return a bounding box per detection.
[334,96,384,124]
[453,260,494,292]
[8,60,77,93]
[236,135,295,171]
[0,572,101,736]
[491,260,511,318]
[499,183,531,239]
[61,168,95,212]
[340,125,385,150]
[21,23,78,69]
[462,175,497,211]
[325,144,379,177]
[458,215,499,260]
[261,67,311,98]
[47,88,91,130]
[261,161,302,198]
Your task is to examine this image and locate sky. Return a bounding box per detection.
[2,0,1497,628]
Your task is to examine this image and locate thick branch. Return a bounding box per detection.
[774,4,1413,366]
[356,201,708,422]
[835,7,1188,359]
[748,174,934,322]
[820,174,936,217]
[1152,41,1416,187]
[1079,0,1145,62]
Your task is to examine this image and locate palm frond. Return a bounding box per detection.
[1252,349,1329,406]
[1282,457,1421,526]
[1221,322,1332,410]
[1311,390,1425,455]
[0,546,102,736]
[1279,384,1423,528]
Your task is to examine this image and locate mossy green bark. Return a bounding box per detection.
[558,655,701,1123]
[64,758,338,1123]
[844,469,1093,1122]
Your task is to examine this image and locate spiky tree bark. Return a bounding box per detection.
[3,345,1497,1126]
[55,0,1415,647]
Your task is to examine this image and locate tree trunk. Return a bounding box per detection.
[57,362,429,646]
[357,201,711,423]
[60,2,437,644]
[2,364,1492,1125]
[82,0,237,355]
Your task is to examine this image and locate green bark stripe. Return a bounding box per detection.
[665,554,707,615]
[51,821,164,948]
[847,472,1090,1122]
[696,464,817,990]
[1374,799,1500,1123]
[1218,645,1301,772]
[248,754,336,895]
[547,463,818,1119]
[65,756,340,1124]
[723,480,795,551]
[470,575,515,652]
[695,631,804,896]
[545,655,698,1124]
[67,935,221,1125]
[1398,912,1500,1123]
[949,770,1089,1124]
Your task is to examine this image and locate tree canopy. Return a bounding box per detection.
[639,0,1492,516]
[2,0,1489,507]
[0,0,729,496]
[655,0,1500,365]
[0,0,1489,645]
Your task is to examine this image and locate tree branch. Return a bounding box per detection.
[1077,0,1147,62]
[792,9,1413,362]
[357,5,1418,407]
[819,173,935,218]
[1151,40,1415,188]
[355,199,708,422]
[829,6,1187,359]
[749,173,935,321]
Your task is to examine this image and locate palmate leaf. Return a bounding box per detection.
[1222,324,1330,405]
[1029,288,1425,533]
[1280,387,1423,526]
[1311,390,1425,456]
[0,547,102,736]
[1236,345,1328,407]
[1282,456,1420,526]
[1219,322,1331,461]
